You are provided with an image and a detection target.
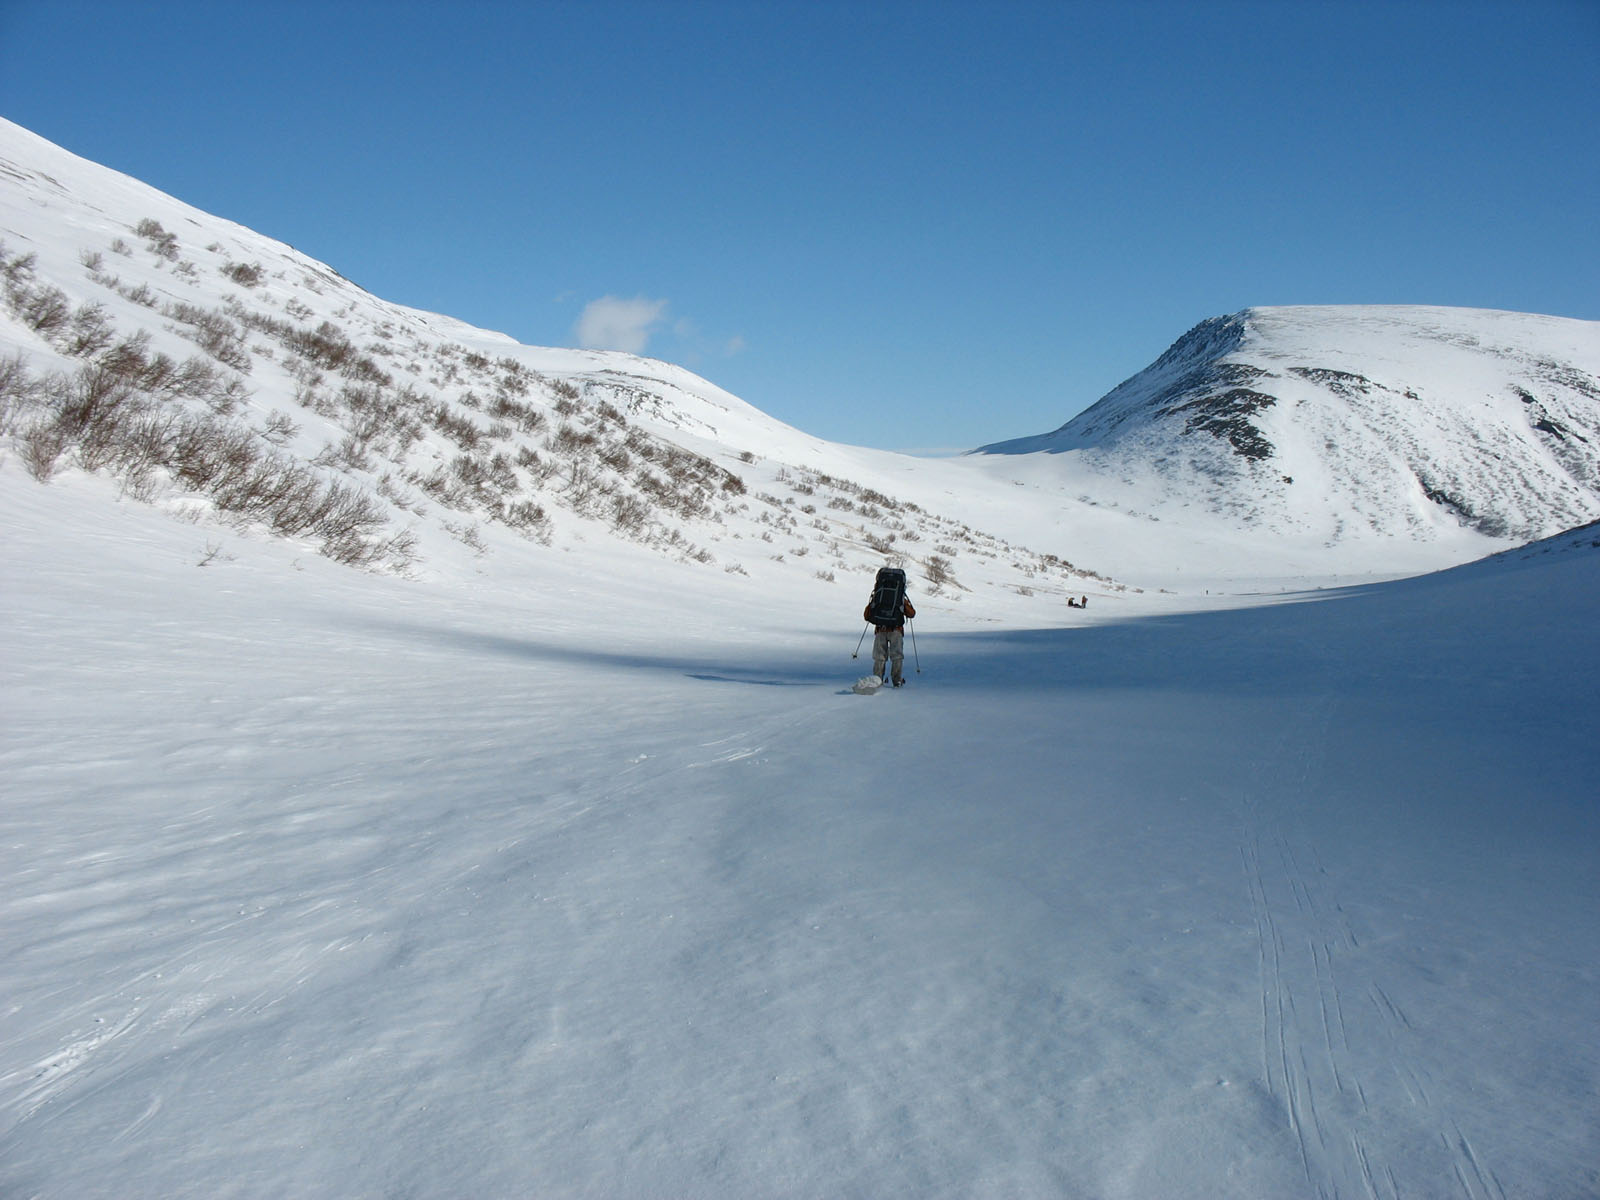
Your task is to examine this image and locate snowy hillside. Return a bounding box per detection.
[978,305,1600,548]
[0,116,1108,611]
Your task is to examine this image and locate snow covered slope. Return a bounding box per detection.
[978,305,1600,548]
[3,447,1597,1199]
[0,116,1107,610]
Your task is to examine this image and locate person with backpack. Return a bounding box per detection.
[862,566,916,686]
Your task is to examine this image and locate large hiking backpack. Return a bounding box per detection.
[866,566,908,627]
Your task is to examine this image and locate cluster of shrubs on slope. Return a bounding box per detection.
[1,241,413,569]
[754,464,1109,597]
[7,218,1114,599]
[5,221,759,568]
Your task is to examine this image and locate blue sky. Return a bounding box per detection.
[2,0,1596,453]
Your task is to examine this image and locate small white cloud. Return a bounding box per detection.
[723,335,747,357]
[574,295,668,354]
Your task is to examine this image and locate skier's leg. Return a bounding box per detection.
[872,631,887,679]
[889,630,905,684]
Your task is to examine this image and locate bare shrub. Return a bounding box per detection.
[170,414,258,491]
[360,526,420,572]
[0,353,39,431]
[503,499,551,542]
[282,320,389,384]
[19,285,72,339]
[431,405,483,451]
[120,282,158,307]
[18,419,67,480]
[110,411,180,494]
[518,445,558,482]
[98,330,153,378]
[440,519,485,554]
[450,453,497,502]
[548,422,597,455]
[168,357,243,411]
[564,462,609,509]
[52,364,141,439]
[611,492,651,535]
[1,244,39,301]
[65,302,115,357]
[497,358,533,396]
[303,488,416,569]
[415,466,471,510]
[261,410,300,444]
[63,376,145,470]
[223,261,264,287]
[488,394,545,433]
[486,453,518,492]
[135,218,179,261]
[314,433,373,473]
[166,302,252,372]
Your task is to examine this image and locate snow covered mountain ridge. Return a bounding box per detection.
[978,305,1600,545]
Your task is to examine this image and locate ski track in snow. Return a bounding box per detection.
[1241,814,1514,1200]
[1241,813,1504,1200]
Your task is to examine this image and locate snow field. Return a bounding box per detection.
[4,468,1597,1198]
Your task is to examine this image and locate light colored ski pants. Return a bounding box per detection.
[871,628,904,683]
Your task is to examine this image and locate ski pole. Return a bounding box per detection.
[852,625,869,658]
[908,619,921,673]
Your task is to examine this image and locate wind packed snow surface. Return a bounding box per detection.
[3,468,1598,1200]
